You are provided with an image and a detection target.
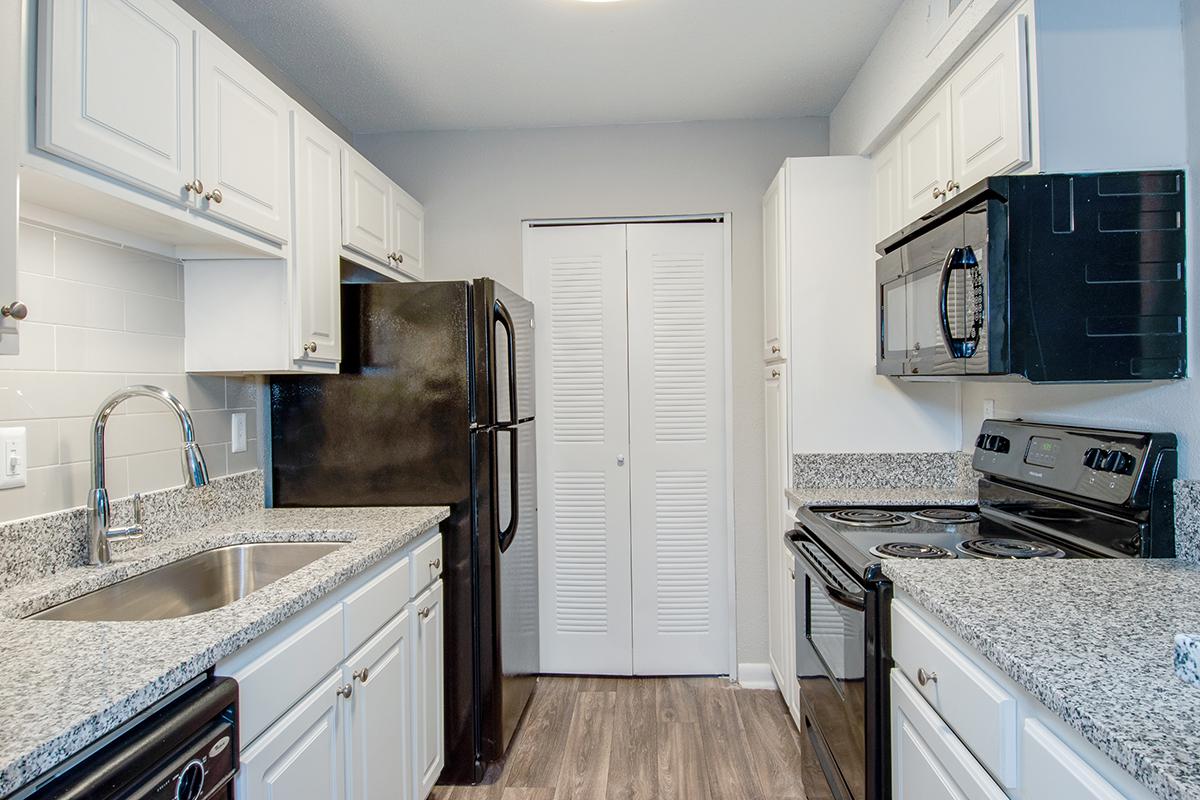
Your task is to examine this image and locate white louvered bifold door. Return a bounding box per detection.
[524,224,634,674]
[626,223,728,674]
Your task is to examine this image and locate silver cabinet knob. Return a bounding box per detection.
[945,180,960,193]
[336,683,354,698]
[917,668,938,687]
[2,301,28,320]
[429,557,441,570]
[933,186,947,200]
[204,187,223,204]
[184,179,204,195]
[770,345,780,354]
[394,252,403,264]
[419,606,432,619]
[386,252,396,262]
[788,568,795,580]
[616,454,625,466]
[352,667,369,683]
[303,341,318,353]
[771,369,780,379]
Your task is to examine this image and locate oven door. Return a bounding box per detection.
[789,535,868,800]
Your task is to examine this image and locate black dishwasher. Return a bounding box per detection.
[11,676,238,800]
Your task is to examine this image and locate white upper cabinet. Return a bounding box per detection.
[342,148,392,267]
[390,184,425,279]
[950,14,1031,191]
[1,0,21,356]
[762,166,786,362]
[37,0,196,202]
[900,86,954,221]
[872,136,903,244]
[292,112,342,365]
[196,34,292,243]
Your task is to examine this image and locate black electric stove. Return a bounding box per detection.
[786,420,1178,800]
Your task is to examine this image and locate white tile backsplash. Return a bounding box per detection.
[0,222,263,522]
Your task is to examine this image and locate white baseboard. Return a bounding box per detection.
[736,662,778,690]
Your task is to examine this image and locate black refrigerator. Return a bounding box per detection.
[268,278,538,784]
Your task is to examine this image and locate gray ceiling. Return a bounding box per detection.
[197,0,903,134]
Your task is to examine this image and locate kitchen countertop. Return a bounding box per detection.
[882,558,1200,800]
[785,485,979,508]
[0,504,449,797]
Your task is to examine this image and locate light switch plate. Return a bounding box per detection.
[0,427,27,489]
[982,399,995,420]
[231,413,247,454]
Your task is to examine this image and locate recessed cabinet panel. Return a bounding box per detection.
[873,138,903,244]
[345,611,412,800]
[951,15,1030,190]
[197,37,291,242]
[342,149,391,266]
[38,0,196,201]
[292,113,342,364]
[413,581,445,800]
[1020,720,1125,800]
[900,87,954,221]
[762,167,786,361]
[391,186,425,279]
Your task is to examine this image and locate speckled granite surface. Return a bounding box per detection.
[0,503,449,797]
[1173,479,1200,564]
[883,559,1200,800]
[0,470,265,591]
[793,451,975,491]
[1176,634,1200,688]
[785,486,979,508]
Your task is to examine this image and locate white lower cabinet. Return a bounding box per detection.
[346,610,413,800]
[1019,720,1125,800]
[413,580,445,800]
[219,530,443,800]
[239,672,346,800]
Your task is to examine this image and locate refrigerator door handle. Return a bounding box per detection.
[492,299,519,426]
[492,427,521,552]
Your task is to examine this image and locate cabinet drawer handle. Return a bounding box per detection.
[2,301,28,320]
[303,341,318,353]
[184,179,204,195]
[770,345,780,354]
[771,369,780,379]
[204,187,223,204]
[917,668,938,686]
[336,683,354,699]
[395,253,403,264]
[932,186,947,200]
[945,179,960,193]
[353,667,369,683]
[419,606,432,619]
[429,557,441,570]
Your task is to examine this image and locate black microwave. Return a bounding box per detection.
[875,170,1187,382]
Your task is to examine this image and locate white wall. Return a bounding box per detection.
[0,221,261,522]
[961,0,1200,475]
[356,117,829,665]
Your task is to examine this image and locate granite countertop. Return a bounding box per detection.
[0,504,450,797]
[785,485,979,508]
[883,558,1200,800]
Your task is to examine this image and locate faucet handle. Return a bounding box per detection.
[107,493,145,543]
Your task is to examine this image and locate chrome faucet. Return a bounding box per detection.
[87,385,210,565]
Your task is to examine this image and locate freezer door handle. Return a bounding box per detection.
[492,299,519,426]
[492,426,521,552]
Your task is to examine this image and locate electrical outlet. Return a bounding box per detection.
[231,413,247,454]
[0,427,27,489]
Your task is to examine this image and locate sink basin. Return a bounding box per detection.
[28,541,344,621]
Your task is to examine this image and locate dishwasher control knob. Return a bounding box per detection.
[176,759,206,800]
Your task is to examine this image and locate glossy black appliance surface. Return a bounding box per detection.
[270,279,538,784]
[876,170,1187,382]
[14,676,237,800]
[787,419,1177,800]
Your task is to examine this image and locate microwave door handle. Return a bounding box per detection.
[963,245,983,356]
[938,247,964,358]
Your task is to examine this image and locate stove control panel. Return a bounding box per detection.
[973,419,1176,510]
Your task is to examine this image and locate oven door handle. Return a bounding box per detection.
[789,536,866,612]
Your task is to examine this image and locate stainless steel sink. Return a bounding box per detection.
[28,541,344,621]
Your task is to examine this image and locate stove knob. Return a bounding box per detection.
[975,433,987,449]
[1083,447,1105,470]
[991,436,1010,454]
[1102,450,1134,475]
[176,760,206,800]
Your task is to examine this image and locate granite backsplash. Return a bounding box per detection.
[1174,479,1200,564]
[793,451,977,492]
[0,470,265,591]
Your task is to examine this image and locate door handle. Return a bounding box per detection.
[492,299,519,426]
[491,427,520,552]
[616,454,625,466]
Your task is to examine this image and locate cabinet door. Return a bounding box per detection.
[891,671,1007,800]
[762,166,787,361]
[390,185,425,279]
[346,610,413,800]
[950,14,1030,189]
[0,0,20,356]
[413,580,444,800]
[37,0,196,202]
[239,672,346,800]
[873,136,903,244]
[292,112,342,364]
[196,35,291,242]
[782,538,799,720]
[901,87,953,222]
[765,364,786,693]
[1019,719,1125,800]
[341,149,391,267]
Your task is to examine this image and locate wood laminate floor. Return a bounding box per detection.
[432,676,810,800]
